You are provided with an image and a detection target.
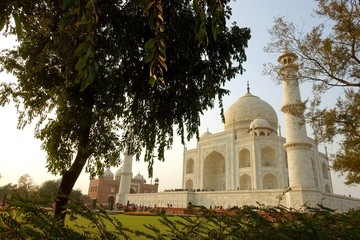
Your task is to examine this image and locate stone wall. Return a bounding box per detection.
[126,190,360,212]
[321,193,360,212]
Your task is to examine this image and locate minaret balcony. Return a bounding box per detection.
[284,142,312,150]
[281,102,306,115]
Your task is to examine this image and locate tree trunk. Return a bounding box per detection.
[54,92,94,221]
[54,148,91,220]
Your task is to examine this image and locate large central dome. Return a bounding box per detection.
[224,92,278,132]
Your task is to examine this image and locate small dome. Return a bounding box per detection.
[134,172,142,180]
[250,117,271,129]
[115,167,123,177]
[134,172,146,182]
[102,169,114,179]
[200,129,212,138]
[155,177,159,183]
[224,92,278,132]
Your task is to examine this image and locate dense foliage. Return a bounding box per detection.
[0,177,83,208]
[0,0,250,218]
[1,199,360,239]
[312,89,360,184]
[264,0,360,184]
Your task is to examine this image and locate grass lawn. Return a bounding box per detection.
[67,213,184,239]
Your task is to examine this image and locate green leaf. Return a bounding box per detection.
[148,76,156,87]
[75,56,88,71]
[59,10,77,30]
[74,69,85,83]
[212,22,220,41]
[196,28,208,44]
[80,15,89,25]
[144,52,154,63]
[145,38,156,52]
[74,42,90,57]
[63,0,74,10]
[94,61,99,72]
[86,48,94,58]
[22,20,31,34]
[0,18,6,31]
[80,69,95,92]
[13,14,22,37]
[86,0,94,9]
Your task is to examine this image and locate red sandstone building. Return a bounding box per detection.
[87,169,159,206]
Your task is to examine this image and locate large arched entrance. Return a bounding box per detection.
[203,151,225,191]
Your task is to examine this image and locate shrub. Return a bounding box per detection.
[1,195,360,239]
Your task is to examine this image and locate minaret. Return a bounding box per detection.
[278,49,316,190]
[116,149,133,204]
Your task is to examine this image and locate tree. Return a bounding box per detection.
[0,0,250,219]
[17,174,34,195]
[37,180,60,206]
[312,90,360,184]
[70,189,83,202]
[0,183,16,206]
[38,180,82,206]
[265,0,359,184]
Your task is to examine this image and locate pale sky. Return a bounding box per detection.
[1,0,359,198]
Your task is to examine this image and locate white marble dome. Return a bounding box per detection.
[249,117,271,129]
[224,92,278,132]
[200,129,212,139]
[102,169,114,179]
[134,172,146,182]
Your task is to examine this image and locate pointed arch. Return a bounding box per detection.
[239,174,251,190]
[185,179,193,190]
[239,148,250,168]
[262,173,278,189]
[261,147,276,167]
[186,158,194,174]
[203,151,225,191]
[322,163,329,179]
[312,159,319,189]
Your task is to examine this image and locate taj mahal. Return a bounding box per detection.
[88,50,360,211]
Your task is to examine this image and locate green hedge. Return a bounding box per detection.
[1,195,359,239]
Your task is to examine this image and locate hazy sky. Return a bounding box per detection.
[1,0,359,198]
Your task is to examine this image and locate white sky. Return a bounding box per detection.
[1,0,359,198]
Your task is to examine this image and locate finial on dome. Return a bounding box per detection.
[247,81,250,93]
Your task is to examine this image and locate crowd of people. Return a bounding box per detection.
[163,188,216,192]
